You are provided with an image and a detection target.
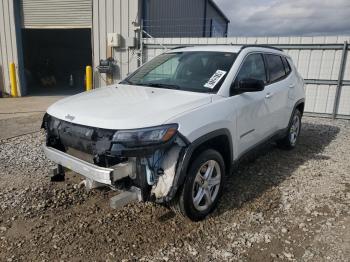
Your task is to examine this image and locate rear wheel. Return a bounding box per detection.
[171,149,225,221]
[277,109,302,149]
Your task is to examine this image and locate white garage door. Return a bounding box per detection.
[20,0,92,28]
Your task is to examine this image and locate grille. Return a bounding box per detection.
[47,116,115,156]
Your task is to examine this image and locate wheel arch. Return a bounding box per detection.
[166,129,233,201]
[187,133,232,176]
[296,100,305,116]
[289,98,305,126]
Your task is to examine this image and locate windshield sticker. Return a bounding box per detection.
[204,70,227,89]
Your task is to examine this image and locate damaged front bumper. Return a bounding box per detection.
[41,114,190,204]
[43,145,134,185]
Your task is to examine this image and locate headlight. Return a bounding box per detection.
[112,124,178,147]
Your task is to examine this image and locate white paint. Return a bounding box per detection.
[47,84,213,130]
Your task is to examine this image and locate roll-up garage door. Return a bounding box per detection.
[20,0,92,28]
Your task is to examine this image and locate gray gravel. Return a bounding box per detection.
[0,116,349,261]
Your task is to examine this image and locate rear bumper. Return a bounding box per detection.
[43,145,117,185]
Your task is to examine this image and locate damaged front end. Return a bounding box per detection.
[41,114,189,206]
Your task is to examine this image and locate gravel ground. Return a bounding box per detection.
[0,116,349,261]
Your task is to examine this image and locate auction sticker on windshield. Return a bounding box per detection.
[204,70,227,89]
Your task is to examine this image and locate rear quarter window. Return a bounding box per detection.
[282,56,292,75]
[266,54,286,82]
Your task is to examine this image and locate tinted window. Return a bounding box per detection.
[126,52,237,93]
[235,53,267,86]
[266,54,285,82]
[282,56,291,75]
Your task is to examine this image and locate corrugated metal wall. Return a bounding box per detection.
[0,0,21,95]
[143,0,206,37]
[20,0,92,28]
[205,2,227,37]
[141,36,350,118]
[92,0,139,87]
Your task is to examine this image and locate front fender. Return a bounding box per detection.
[161,129,233,202]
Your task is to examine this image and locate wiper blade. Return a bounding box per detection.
[145,83,181,90]
[120,79,132,85]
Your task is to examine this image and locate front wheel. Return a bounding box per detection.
[171,149,225,221]
[277,109,302,149]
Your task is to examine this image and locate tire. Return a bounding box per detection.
[277,109,302,150]
[171,149,225,221]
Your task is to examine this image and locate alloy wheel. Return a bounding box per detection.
[289,114,300,146]
[192,160,221,212]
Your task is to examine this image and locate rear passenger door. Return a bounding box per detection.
[264,54,292,131]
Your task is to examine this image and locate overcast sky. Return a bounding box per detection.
[215,0,350,36]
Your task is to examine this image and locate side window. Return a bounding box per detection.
[282,56,291,75]
[266,54,286,82]
[235,53,267,86]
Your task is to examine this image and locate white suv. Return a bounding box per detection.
[42,45,305,221]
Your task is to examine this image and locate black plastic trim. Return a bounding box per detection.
[233,128,287,166]
[41,113,49,129]
[289,98,305,122]
[170,45,193,50]
[240,45,283,52]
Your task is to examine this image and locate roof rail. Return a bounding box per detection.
[240,44,283,52]
[170,45,193,50]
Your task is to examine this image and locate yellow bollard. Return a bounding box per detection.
[9,63,18,97]
[86,65,93,91]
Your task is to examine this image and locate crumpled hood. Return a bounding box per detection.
[47,84,213,129]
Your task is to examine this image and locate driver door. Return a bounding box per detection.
[232,53,271,157]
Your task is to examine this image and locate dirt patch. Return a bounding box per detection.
[0,117,349,261]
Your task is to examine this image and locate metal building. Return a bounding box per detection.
[143,0,229,37]
[0,0,228,97]
[0,0,139,96]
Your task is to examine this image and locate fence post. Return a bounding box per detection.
[332,41,348,119]
[9,63,18,97]
[140,19,144,66]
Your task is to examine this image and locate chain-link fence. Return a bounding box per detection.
[142,18,228,38]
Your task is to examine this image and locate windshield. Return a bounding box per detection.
[123,51,237,93]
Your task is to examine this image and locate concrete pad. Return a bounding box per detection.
[0,96,65,115]
[0,113,44,140]
[0,95,65,139]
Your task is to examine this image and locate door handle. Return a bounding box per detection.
[289,84,295,88]
[265,93,273,99]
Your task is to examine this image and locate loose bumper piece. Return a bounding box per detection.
[43,145,132,185]
[110,187,142,209]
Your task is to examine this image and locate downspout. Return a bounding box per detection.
[202,0,208,37]
[141,0,148,36]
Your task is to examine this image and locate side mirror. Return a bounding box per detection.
[238,78,265,92]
